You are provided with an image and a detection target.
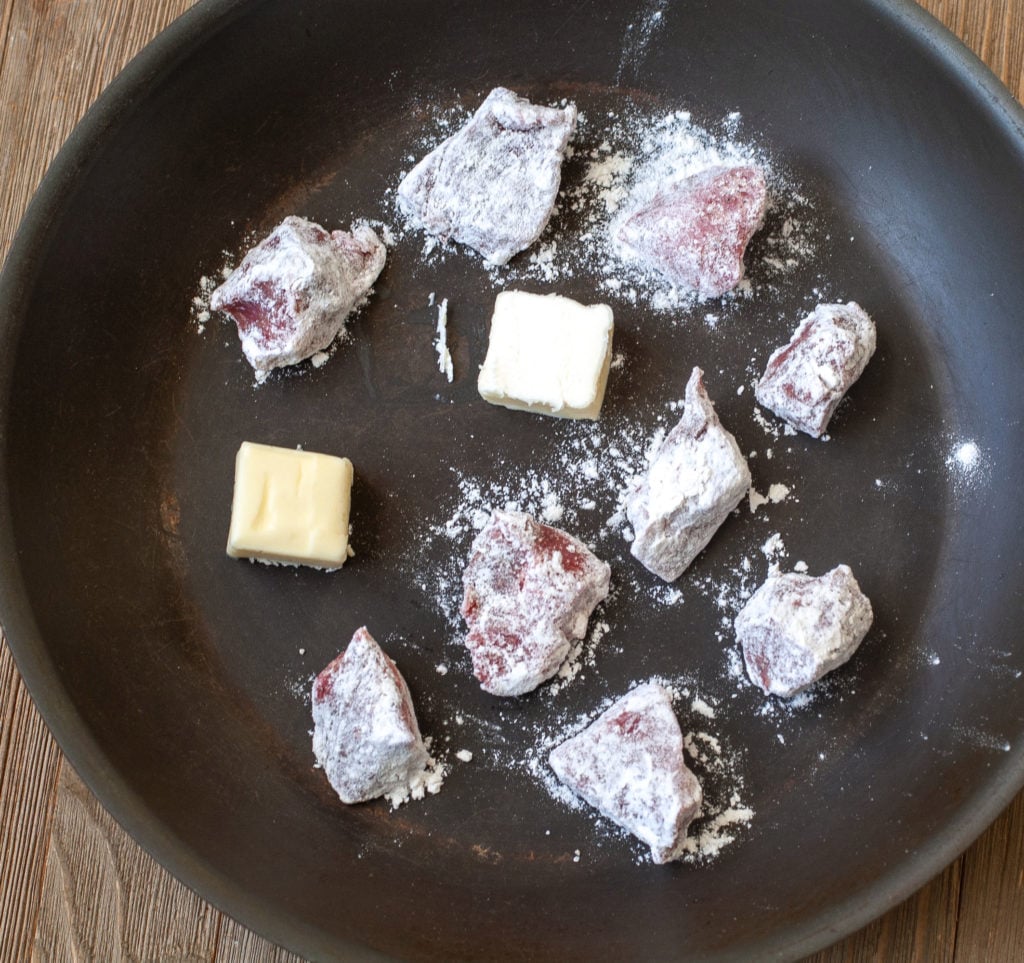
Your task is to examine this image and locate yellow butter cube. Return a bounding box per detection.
[226,441,353,570]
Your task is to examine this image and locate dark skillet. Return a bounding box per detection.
[1,0,1022,959]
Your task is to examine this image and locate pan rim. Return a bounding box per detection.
[0,0,1022,959]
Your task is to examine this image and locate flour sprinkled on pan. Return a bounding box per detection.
[616,0,671,84]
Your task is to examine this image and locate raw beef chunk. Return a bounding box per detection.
[211,216,386,377]
[755,301,876,437]
[397,87,577,265]
[735,565,873,697]
[460,510,610,696]
[625,368,751,582]
[615,165,767,298]
[312,627,429,804]
[549,682,702,864]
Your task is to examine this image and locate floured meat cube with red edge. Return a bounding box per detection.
[211,216,386,378]
[397,87,577,266]
[460,510,610,697]
[549,682,702,864]
[755,302,876,438]
[626,368,750,582]
[735,565,873,698]
[615,165,767,298]
[312,627,430,804]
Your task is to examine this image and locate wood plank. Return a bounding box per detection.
[0,639,62,963]
[30,765,218,963]
[0,0,14,82]
[952,789,1024,960]
[0,0,201,260]
[929,0,1024,101]
[802,859,962,962]
[215,919,307,963]
[0,2,203,960]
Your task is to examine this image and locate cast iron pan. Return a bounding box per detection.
[1,0,1023,959]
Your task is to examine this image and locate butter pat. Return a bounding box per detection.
[226,442,354,569]
[477,290,614,419]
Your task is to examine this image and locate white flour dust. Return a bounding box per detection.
[391,100,818,317]
[519,109,815,313]
[430,293,453,382]
[748,482,792,513]
[616,0,670,84]
[408,402,702,637]
[945,438,988,496]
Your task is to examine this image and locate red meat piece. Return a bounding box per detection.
[735,565,874,697]
[460,510,610,697]
[549,682,703,864]
[311,627,429,804]
[755,302,876,437]
[397,87,577,265]
[626,368,750,582]
[616,165,767,298]
[211,216,386,378]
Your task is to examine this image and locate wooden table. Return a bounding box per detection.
[1,1,1021,960]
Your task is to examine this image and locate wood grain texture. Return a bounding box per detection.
[0,0,202,259]
[931,0,1024,101]
[0,641,62,963]
[804,860,962,963]
[953,789,1024,961]
[0,1,1021,962]
[214,919,306,963]
[31,766,217,963]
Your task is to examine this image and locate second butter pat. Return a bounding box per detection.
[226,441,354,570]
[477,290,614,420]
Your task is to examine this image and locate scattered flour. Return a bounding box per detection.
[748,481,792,513]
[951,440,980,470]
[547,619,613,696]
[434,296,454,382]
[761,532,788,575]
[385,754,447,808]
[616,0,671,84]
[391,100,817,317]
[691,696,716,719]
[681,793,756,861]
[946,438,988,496]
[190,272,222,333]
[752,404,782,439]
[951,724,1012,754]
